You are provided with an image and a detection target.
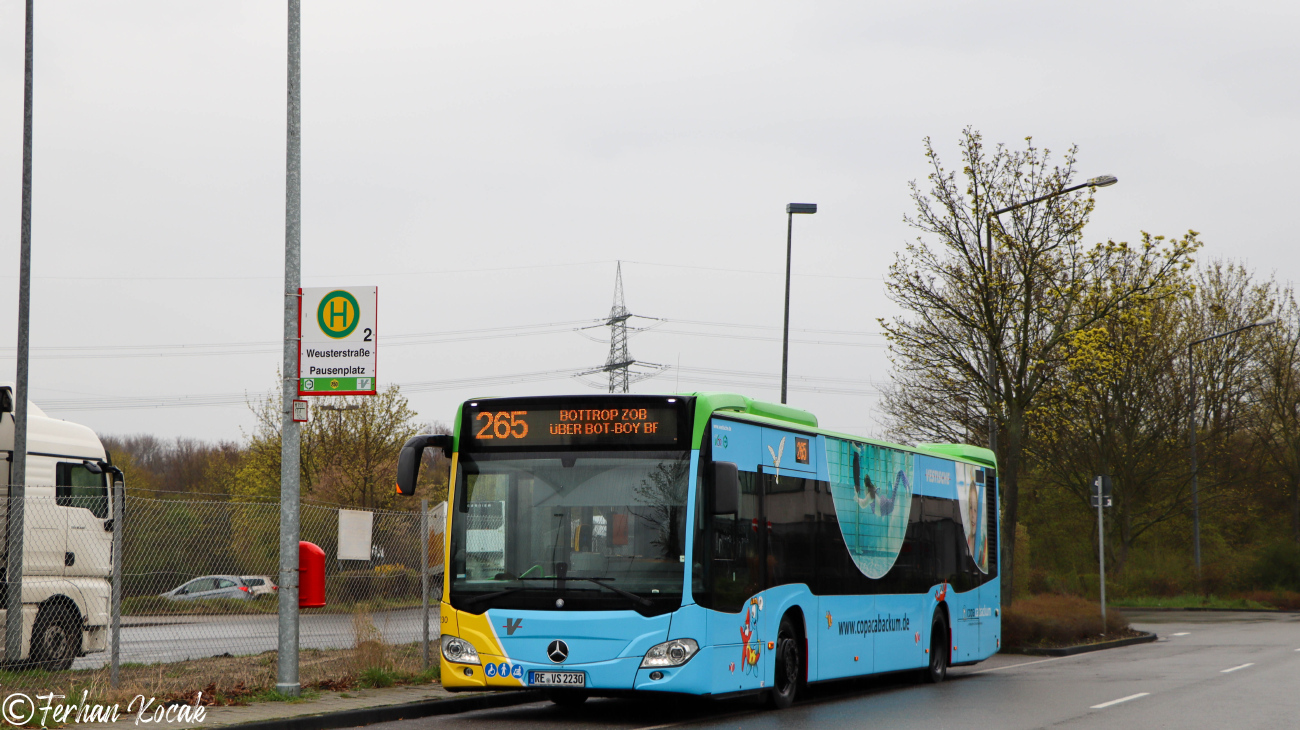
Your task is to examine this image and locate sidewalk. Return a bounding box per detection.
[77,683,540,730]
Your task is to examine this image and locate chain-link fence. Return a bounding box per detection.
[0,489,444,701]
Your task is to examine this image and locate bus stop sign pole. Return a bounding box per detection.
[277,0,302,697]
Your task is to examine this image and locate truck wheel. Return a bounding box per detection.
[31,604,80,671]
[924,613,948,684]
[769,616,802,709]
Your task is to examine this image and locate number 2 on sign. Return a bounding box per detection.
[475,411,529,439]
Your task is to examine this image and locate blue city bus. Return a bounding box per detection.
[396,393,1000,707]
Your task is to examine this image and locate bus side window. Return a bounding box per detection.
[55,462,108,519]
[764,474,815,590]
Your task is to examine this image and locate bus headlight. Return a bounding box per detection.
[641,638,699,668]
[441,635,481,665]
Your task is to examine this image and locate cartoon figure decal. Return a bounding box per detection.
[737,596,764,676]
[828,440,914,579]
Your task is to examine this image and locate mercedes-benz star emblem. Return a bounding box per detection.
[547,640,569,663]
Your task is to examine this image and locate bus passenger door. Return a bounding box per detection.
[705,467,766,694]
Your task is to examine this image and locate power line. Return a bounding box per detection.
[34,362,885,413]
[0,319,603,360]
[0,316,887,361]
[1,258,881,283]
[36,367,592,411]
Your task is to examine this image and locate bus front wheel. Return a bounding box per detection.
[924,614,948,684]
[769,616,802,709]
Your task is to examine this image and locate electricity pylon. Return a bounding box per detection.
[577,262,666,392]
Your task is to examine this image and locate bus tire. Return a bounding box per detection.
[924,613,948,684]
[769,615,801,709]
[31,602,80,671]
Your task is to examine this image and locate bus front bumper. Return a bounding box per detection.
[443,646,714,695]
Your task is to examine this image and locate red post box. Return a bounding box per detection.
[299,541,326,608]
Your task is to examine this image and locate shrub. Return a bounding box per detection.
[1236,589,1300,610]
[1003,594,1129,650]
[358,667,396,688]
[1250,543,1300,592]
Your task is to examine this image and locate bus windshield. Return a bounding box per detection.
[449,450,689,616]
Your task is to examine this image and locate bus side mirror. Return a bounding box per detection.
[712,461,739,514]
[396,434,453,496]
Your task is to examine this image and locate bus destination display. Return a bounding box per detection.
[466,405,680,448]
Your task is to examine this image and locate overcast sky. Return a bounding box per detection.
[0,1,1297,444]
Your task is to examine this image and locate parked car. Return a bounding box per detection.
[160,575,254,601]
[240,575,278,597]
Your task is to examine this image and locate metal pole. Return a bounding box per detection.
[276,0,302,697]
[6,0,35,665]
[110,478,124,687]
[985,221,997,455]
[781,213,793,405]
[420,498,429,670]
[1189,343,1200,584]
[1097,485,1106,634]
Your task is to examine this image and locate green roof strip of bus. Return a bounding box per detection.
[913,443,997,469]
[451,402,464,455]
[689,392,817,448]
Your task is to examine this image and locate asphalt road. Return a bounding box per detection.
[70,607,429,669]
[348,610,1300,730]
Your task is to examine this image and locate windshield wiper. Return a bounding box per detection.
[518,576,653,607]
[460,586,527,606]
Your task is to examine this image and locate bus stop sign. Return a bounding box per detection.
[298,286,378,396]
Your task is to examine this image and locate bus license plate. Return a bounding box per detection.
[529,670,586,687]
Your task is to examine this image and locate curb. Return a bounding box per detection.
[222,690,545,730]
[1015,631,1157,657]
[1115,606,1300,614]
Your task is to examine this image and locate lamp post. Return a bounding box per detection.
[983,175,1117,453]
[782,203,817,405]
[1187,317,1277,583]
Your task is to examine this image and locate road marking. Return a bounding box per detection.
[968,655,1071,674]
[1091,692,1149,709]
[1171,632,1190,636]
[1221,663,1254,673]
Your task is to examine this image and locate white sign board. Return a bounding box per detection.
[299,286,377,396]
[338,509,375,561]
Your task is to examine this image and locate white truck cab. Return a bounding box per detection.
[0,384,114,669]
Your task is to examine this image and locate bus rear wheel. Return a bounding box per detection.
[924,614,948,684]
[769,616,801,709]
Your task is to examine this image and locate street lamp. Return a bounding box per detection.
[782,203,817,404]
[1187,316,1277,583]
[983,175,1118,453]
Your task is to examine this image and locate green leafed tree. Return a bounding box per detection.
[880,128,1198,606]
